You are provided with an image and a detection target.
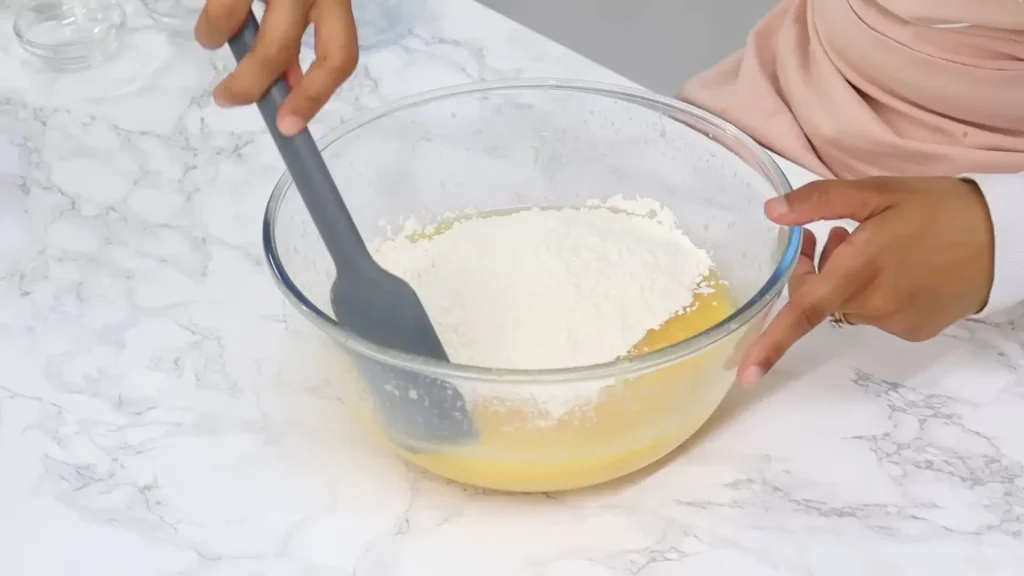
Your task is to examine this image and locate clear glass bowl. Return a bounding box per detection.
[255,0,424,51]
[350,0,424,50]
[141,0,205,33]
[265,79,800,492]
[14,0,126,70]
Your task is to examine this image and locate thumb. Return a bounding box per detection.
[765,178,897,226]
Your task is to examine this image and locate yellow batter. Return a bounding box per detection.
[359,210,739,492]
[393,278,736,492]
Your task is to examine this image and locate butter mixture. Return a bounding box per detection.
[364,198,737,492]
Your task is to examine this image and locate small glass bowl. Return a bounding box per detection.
[350,0,425,50]
[255,0,424,52]
[14,0,126,71]
[141,0,205,34]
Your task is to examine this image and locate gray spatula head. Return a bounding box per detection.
[330,270,476,448]
[228,10,477,450]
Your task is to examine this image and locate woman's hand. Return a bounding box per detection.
[195,0,358,136]
[738,176,996,386]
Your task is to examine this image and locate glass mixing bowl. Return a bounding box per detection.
[265,79,799,492]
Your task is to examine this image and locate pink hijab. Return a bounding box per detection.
[679,0,1024,179]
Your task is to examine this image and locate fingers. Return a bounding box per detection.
[788,228,818,293]
[765,179,897,226]
[818,226,850,270]
[737,229,870,386]
[195,0,253,49]
[818,226,868,325]
[285,57,304,90]
[197,0,356,135]
[278,0,359,136]
[213,0,309,108]
[734,229,814,386]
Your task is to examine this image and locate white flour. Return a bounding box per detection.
[372,196,713,371]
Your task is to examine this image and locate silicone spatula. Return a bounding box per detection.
[228,11,477,450]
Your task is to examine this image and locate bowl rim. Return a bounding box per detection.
[263,78,801,383]
[14,0,127,52]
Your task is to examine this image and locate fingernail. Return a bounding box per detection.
[278,114,305,137]
[738,366,765,388]
[765,197,789,219]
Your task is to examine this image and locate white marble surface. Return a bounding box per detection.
[2,1,1023,574]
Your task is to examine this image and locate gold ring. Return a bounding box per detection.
[830,311,852,328]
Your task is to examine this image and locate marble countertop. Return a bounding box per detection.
[2,1,1023,574]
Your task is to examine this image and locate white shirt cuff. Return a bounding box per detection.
[960,172,1024,318]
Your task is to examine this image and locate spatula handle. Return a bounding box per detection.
[227,11,369,267]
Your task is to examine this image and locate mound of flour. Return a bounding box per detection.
[372,197,713,370]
